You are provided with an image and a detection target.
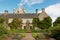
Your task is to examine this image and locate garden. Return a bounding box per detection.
[0,16,60,40]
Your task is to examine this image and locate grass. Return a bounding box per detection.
[32,33,38,37]
[20,33,26,37]
[31,30,44,33]
[8,29,26,37]
[9,29,27,33]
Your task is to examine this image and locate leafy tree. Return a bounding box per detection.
[32,18,40,29]
[0,24,8,36]
[38,16,52,29]
[37,21,45,29]
[42,16,52,29]
[32,16,52,29]
[53,17,60,26]
[50,17,60,40]
[8,18,22,29]
[51,24,60,40]
[0,18,5,24]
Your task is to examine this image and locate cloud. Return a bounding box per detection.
[39,3,60,22]
[0,11,4,13]
[18,0,43,7]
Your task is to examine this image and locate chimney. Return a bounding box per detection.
[36,9,38,15]
[4,10,8,14]
[42,8,45,13]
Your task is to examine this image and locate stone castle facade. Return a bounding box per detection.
[0,5,48,30]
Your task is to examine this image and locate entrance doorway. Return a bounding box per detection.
[30,26,33,30]
[24,26,26,30]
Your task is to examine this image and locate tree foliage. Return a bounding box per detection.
[32,18,40,29]
[8,18,22,29]
[39,16,52,29]
[0,18,5,24]
[51,24,60,40]
[53,17,60,26]
[42,16,52,29]
[32,16,52,29]
[0,24,8,37]
[50,17,60,40]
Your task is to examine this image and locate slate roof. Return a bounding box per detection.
[0,13,38,18]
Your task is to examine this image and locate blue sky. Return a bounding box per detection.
[0,0,60,22]
[0,0,60,13]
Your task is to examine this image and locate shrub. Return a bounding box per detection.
[50,25,60,40]
[0,24,8,40]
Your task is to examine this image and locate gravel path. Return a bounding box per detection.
[21,33,36,40]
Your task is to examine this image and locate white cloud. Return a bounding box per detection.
[0,12,4,13]
[18,0,43,7]
[39,3,60,22]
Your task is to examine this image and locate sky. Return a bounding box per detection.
[0,0,60,22]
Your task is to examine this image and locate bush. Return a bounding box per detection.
[0,25,8,35]
[32,33,38,38]
[50,25,60,40]
[0,24,8,40]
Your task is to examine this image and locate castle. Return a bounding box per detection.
[0,5,48,30]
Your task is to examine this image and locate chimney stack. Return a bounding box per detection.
[4,10,8,14]
[36,9,38,15]
[42,8,45,13]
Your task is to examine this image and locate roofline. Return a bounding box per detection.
[0,13,41,14]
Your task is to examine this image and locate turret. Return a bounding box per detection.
[22,8,26,13]
[13,8,17,14]
[18,4,23,13]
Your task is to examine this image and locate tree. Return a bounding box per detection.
[53,17,60,26]
[51,24,60,40]
[8,18,22,29]
[42,16,52,29]
[32,18,40,29]
[32,16,52,29]
[0,18,5,24]
[0,24,8,39]
[37,20,45,29]
[38,16,52,29]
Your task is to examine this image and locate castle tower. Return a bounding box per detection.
[18,5,23,14]
[13,8,17,14]
[22,8,26,13]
